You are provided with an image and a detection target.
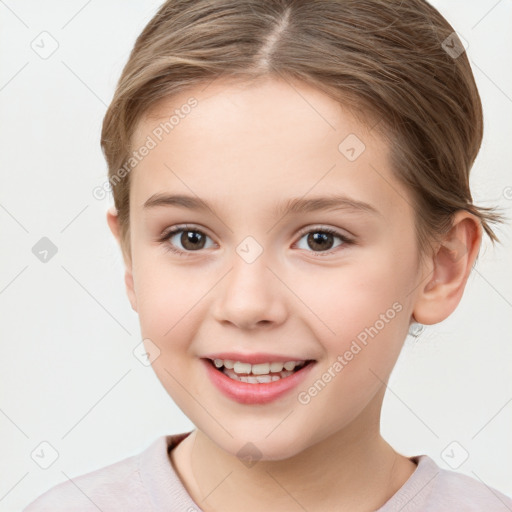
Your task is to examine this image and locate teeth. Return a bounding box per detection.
[251,363,270,375]
[213,359,305,375]
[270,362,284,372]
[223,367,297,383]
[255,374,272,383]
[233,361,251,374]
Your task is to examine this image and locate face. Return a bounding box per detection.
[123,77,423,460]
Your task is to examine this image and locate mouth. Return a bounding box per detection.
[204,357,316,384]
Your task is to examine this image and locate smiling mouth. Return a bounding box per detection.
[205,358,315,384]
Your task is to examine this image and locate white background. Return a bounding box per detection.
[0,1,511,510]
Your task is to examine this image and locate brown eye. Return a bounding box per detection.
[162,227,214,255]
[178,230,206,250]
[306,232,335,251]
[295,227,352,255]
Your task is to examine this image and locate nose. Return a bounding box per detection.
[212,250,288,330]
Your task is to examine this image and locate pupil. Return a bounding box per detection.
[308,232,333,251]
[182,231,204,250]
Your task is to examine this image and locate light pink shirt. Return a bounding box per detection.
[23,432,512,511]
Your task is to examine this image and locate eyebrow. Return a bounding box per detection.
[143,193,382,218]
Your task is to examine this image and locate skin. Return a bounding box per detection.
[107,76,482,511]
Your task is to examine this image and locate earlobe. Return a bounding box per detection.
[106,206,121,243]
[124,266,138,313]
[412,211,482,326]
[106,207,138,313]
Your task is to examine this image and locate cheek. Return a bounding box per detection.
[131,252,201,349]
[301,255,410,346]
[293,268,410,442]
[132,261,207,403]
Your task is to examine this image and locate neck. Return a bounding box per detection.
[170,390,417,512]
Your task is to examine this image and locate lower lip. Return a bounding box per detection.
[201,359,316,405]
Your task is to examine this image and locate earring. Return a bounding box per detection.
[409,322,425,338]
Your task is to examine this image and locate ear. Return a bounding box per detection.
[412,210,483,325]
[106,206,138,312]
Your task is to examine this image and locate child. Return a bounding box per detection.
[25,0,511,510]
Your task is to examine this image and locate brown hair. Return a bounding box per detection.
[101,0,505,261]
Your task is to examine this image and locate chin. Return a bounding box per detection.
[206,423,316,463]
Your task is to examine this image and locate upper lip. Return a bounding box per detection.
[202,352,314,365]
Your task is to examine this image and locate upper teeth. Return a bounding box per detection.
[213,359,305,375]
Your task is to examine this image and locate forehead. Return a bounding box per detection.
[129,77,411,222]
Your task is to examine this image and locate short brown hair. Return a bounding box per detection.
[101,0,505,261]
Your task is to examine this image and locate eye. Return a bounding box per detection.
[159,225,215,256]
[294,226,354,256]
[158,224,354,257]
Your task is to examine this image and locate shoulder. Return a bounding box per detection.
[390,455,512,512]
[430,461,512,511]
[22,437,168,512]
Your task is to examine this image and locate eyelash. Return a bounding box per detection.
[158,224,355,258]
